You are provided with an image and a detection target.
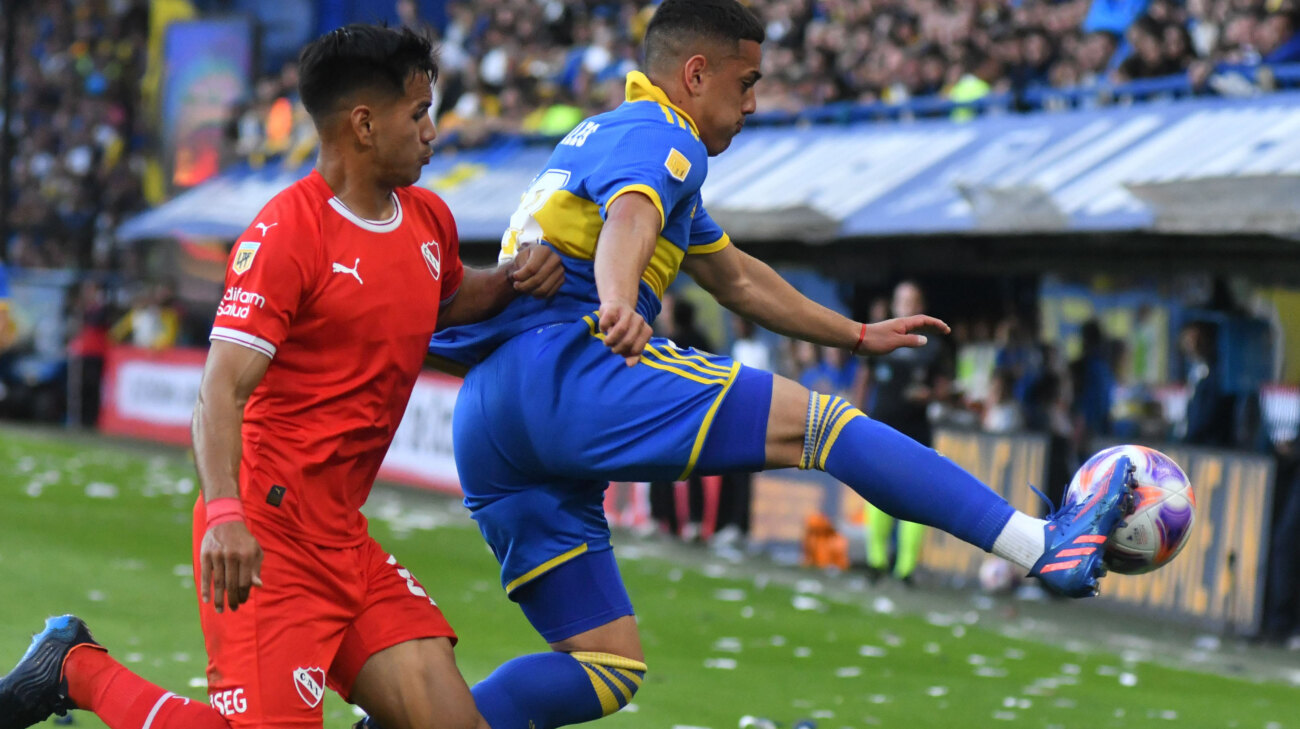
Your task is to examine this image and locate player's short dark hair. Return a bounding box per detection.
[644,0,765,70]
[298,24,438,119]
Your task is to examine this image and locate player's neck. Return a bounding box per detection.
[315,151,397,222]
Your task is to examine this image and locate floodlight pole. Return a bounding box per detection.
[0,0,16,265]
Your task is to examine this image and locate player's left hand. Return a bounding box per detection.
[509,244,565,299]
[858,315,950,355]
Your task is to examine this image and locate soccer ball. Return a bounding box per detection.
[1064,445,1195,575]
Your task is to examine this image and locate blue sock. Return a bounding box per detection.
[472,652,645,729]
[807,393,1013,551]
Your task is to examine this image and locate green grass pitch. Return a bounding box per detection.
[0,427,1295,728]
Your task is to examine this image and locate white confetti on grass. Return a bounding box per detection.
[87,590,107,602]
[794,579,824,594]
[1119,672,1138,687]
[872,596,895,614]
[975,666,1009,678]
[740,606,755,619]
[926,686,948,697]
[85,482,119,499]
[703,658,737,670]
[792,595,825,611]
[125,652,144,663]
[867,695,890,704]
[713,588,746,602]
[769,635,787,647]
[188,677,208,688]
[992,711,1017,721]
[923,642,941,654]
[712,637,742,653]
[858,645,887,658]
[834,667,861,678]
[794,647,812,658]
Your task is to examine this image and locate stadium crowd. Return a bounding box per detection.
[1,0,150,271]
[217,0,1300,159]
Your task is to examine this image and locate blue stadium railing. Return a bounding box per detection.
[428,62,1300,149]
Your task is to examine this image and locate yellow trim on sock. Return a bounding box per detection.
[579,664,623,716]
[504,543,589,594]
[571,652,649,672]
[612,667,644,689]
[589,663,632,703]
[816,408,865,471]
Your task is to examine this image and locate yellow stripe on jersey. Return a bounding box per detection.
[689,233,732,255]
[607,184,666,230]
[678,360,741,480]
[658,103,675,125]
[638,353,730,385]
[643,342,731,378]
[504,542,589,594]
[625,72,700,138]
[533,190,685,298]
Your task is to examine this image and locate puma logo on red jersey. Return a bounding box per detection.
[332,258,363,285]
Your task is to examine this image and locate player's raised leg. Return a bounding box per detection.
[0,616,230,729]
[752,372,1133,597]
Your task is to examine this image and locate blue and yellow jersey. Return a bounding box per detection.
[429,71,731,368]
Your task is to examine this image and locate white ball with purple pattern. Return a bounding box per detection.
[1064,445,1196,575]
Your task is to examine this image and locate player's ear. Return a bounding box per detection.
[683,53,709,96]
[350,105,375,146]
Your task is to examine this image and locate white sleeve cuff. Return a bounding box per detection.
[210,327,276,359]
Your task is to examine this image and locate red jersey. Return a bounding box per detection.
[210,170,463,547]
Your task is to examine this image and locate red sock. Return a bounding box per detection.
[64,646,230,729]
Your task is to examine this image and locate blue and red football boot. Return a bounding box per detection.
[1030,456,1137,598]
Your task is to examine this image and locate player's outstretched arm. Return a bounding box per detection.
[595,192,661,365]
[682,243,949,355]
[192,340,271,614]
[435,244,564,330]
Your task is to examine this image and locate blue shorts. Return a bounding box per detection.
[454,315,744,593]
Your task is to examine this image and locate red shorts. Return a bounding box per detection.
[192,502,456,728]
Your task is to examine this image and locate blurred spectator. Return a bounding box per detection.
[982,368,1026,433]
[861,280,949,585]
[649,294,719,542]
[65,279,110,428]
[1070,319,1114,445]
[715,316,776,547]
[1178,320,1236,446]
[109,284,180,350]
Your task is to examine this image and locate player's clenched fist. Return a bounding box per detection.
[598,299,652,366]
[200,521,264,613]
[858,315,950,355]
[509,244,565,298]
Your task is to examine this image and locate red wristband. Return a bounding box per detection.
[205,497,246,529]
[851,322,868,355]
